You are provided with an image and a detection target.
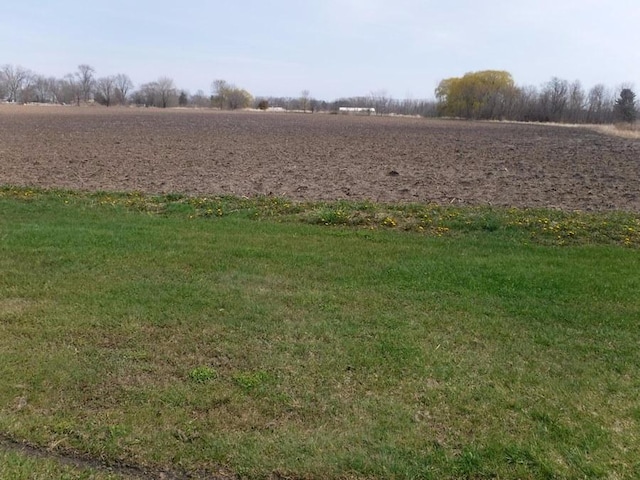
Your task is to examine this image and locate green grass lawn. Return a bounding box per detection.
[0,448,124,480]
[1,188,639,479]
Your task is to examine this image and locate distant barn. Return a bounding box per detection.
[338,107,376,115]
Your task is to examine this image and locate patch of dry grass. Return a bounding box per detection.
[590,123,640,140]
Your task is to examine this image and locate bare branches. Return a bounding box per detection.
[75,64,95,103]
[95,76,116,106]
[114,74,134,104]
[1,64,32,102]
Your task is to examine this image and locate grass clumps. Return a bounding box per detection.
[188,366,218,383]
[1,186,639,247]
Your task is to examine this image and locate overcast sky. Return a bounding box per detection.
[2,0,639,100]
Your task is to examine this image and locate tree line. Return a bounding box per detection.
[0,62,435,115]
[0,64,254,110]
[435,70,637,124]
[1,63,636,124]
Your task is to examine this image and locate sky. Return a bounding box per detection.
[2,0,639,100]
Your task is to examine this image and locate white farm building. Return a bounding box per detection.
[338,107,376,115]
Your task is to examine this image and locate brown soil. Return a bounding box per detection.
[2,104,639,212]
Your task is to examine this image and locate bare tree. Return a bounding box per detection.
[64,73,83,106]
[133,82,158,106]
[1,64,32,102]
[114,73,133,105]
[370,90,390,115]
[300,89,310,112]
[156,77,177,108]
[190,89,210,108]
[51,75,76,105]
[211,79,230,109]
[32,75,47,102]
[586,84,612,124]
[132,78,177,108]
[20,82,36,103]
[0,74,6,100]
[95,76,116,106]
[541,77,569,122]
[75,64,95,102]
[566,80,586,123]
[49,79,62,104]
[513,85,542,121]
[30,74,58,103]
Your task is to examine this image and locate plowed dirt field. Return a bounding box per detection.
[1,105,639,211]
